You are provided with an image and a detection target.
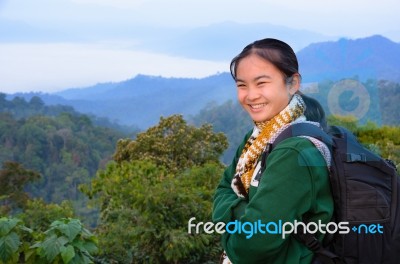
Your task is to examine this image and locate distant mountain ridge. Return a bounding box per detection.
[7,35,400,129]
[140,21,337,60]
[53,73,236,128]
[298,35,400,83]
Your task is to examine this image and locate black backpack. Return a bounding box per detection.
[260,122,400,264]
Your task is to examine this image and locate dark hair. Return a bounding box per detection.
[300,93,328,130]
[230,38,300,83]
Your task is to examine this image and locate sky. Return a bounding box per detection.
[0,0,399,93]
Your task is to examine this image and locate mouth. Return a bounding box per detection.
[248,103,267,109]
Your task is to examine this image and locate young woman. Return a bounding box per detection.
[212,38,333,263]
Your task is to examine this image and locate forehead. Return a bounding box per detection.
[235,53,282,78]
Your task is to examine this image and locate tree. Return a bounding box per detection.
[19,199,75,233]
[0,110,125,212]
[327,115,359,132]
[28,96,45,112]
[0,162,40,214]
[82,160,223,264]
[191,100,253,163]
[113,114,228,173]
[82,115,228,263]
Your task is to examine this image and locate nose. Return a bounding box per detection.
[247,86,260,101]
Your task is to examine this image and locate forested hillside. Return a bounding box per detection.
[1,93,139,133]
[1,115,229,263]
[0,95,127,216]
[303,79,400,126]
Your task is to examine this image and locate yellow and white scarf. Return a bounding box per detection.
[231,94,306,198]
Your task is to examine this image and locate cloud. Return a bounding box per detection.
[0,42,227,93]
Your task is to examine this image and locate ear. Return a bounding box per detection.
[288,74,300,95]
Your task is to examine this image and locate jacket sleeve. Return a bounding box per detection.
[220,137,330,263]
[212,131,253,223]
[212,160,248,223]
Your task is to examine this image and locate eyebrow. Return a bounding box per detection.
[235,75,272,83]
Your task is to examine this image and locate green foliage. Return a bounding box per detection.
[0,109,124,211]
[190,100,253,164]
[0,217,32,264]
[82,115,228,263]
[378,80,400,126]
[29,218,98,264]
[19,199,75,233]
[0,162,41,214]
[355,125,400,171]
[82,160,223,263]
[0,95,72,120]
[0,94,139,133]
[327,115,360,132]
[114,114,228,173]
[0,217,97,264]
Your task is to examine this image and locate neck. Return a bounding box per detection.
[254,94,305,131]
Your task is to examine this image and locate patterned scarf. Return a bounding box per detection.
[231,94,306,198]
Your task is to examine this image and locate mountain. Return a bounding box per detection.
[8,35,400,129]
[53,73,236,128]
[298,35,400,83]
[139,21,337,60]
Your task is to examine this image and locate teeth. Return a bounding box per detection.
[250,103,266,109]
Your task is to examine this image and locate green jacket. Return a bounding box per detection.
[213,130,334,264]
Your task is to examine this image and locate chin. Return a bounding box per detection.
[252,117,270,123]
[250,113,270,121]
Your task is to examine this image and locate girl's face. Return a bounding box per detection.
[235,53,298,123]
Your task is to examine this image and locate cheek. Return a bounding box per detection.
[275,94,290,110]
[237,90,247,103]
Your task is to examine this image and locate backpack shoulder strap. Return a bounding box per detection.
[272,122,333,149]
[256,122,332,182]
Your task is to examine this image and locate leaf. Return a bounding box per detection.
[40,235,58,261]
[0,217,20,237]
[19,225,33,233]
[40,234,68,262]
[68,251,85,264]
[71,240,84,252]
[81,241,98,255]
[57,219,82,242]
[0,232,20,262]
[24,248,37,262]
[60,245,75,264]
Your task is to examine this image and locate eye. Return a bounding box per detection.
[257,81,267,87]
[236,83,247,89]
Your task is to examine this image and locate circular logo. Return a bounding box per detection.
[328,79,370,119]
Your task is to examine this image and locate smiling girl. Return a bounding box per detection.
[212,38,333,263]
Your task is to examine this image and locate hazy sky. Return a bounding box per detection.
[1,0,399,93]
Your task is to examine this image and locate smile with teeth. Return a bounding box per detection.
[249,103,267,109]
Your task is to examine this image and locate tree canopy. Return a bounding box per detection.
[81,115,229,263]
[114,114,228,173]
